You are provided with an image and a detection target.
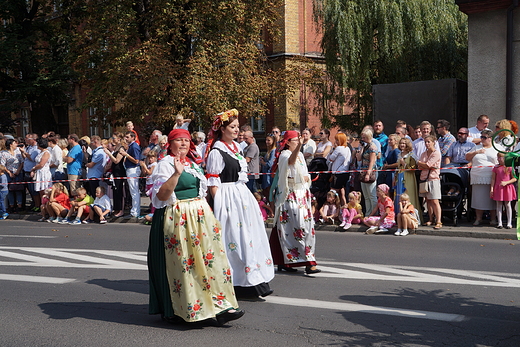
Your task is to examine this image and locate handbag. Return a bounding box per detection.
[8,173,25,191]
[360,170,376,183]
[419,170,431,194]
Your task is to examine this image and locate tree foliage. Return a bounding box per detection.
[61,0,286,129]
[313,0,468,129]
[0,0,74,133]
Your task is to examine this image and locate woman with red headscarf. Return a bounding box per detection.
[206,109,275,299]
[148,128,244,325]
[270,131,320,274]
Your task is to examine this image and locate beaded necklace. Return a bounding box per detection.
[222,141,243,160]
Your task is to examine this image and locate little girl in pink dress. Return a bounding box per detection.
[339,191,364,230]
[490,153,517,229]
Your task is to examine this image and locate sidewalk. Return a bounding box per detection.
[308,220,519,240]
[8,195,519,240]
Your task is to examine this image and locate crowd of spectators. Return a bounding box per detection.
[0,113,516,231]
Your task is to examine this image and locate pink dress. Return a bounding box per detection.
[492,166,517,201]
[258,200,268,221]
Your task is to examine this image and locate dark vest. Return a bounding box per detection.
[215,148,240,183]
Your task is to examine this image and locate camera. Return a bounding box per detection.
[17,144,24,147]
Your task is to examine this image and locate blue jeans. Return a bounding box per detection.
[0,190,7,214]
[7,173,23,207]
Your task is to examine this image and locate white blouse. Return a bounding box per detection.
[150,155,207,209]
[206,140,249,187]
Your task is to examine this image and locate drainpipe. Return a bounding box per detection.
[506,0,519,120]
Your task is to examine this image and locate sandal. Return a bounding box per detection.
[433,223,442,230]
[423,221,432,226]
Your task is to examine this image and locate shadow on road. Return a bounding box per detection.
[38,301,215,330]
[86,278,149,295]
[315,288,520,346]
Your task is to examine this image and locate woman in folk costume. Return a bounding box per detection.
[270,131,321,275]
[206,109,275,299]
[148,128,244,325]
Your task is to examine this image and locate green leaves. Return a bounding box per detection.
[313,0,467,129]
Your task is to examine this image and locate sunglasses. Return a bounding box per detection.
[319,132,324,135]
[458,132,468,135]
[480,136,490,139]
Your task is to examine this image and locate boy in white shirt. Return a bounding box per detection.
[84,186,112,224]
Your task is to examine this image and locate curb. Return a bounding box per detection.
[5,213,147,224]
[266,221,518,240]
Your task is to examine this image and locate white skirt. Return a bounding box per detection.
[471,184,495,210]
[213,181,275,287]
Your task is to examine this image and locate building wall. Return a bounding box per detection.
[467,9,508,126]
[468,8,520,126]
[268,0,327,133]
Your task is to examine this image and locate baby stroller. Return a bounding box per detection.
[308,157,331,209]
[440,165,470,226]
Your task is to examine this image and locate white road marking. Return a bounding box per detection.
[0,274,75,284]
[318,261,520,288]
[1,247,520,289]
[0,235,58,238]
[0,247,147,270]
[265,296,466,322]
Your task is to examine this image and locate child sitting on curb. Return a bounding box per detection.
[363,184,396,234]
[62,187,94,225]
[84,186,112,224]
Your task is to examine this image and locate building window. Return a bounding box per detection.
[102,109,112,138]
[21,108,30,137]
[250,113,265,133]
[89,107,99,136]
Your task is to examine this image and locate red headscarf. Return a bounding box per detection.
[271,130,300,176]
[167,129,202,164]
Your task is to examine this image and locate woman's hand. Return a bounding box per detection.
[500,181,508,187]
[172,154,185,176]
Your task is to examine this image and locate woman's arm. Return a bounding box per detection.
[156,157,184,201]
[31,152,50,171]
[365,150,376,180]
[288,138,302,165]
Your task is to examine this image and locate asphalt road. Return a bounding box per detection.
[1,219,519,347]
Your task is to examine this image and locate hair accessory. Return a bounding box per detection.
[329,189,339,197]
[211,109,239,131]
[377,184,390,194]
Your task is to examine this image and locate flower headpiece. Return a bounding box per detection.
[211,109,239,131]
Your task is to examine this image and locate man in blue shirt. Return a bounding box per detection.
[445,128,476,167]
[121,131,142,218]
[85,135,107,197]
[66,134,84,195]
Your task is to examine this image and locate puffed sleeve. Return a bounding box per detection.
[206,149,224,187]
[150,157,177,209]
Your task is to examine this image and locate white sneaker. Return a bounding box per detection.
[53,217,62,223]
[343,223,352,230]
[400,229,409,236]
[339,221,346,227]
[375,227,388,233]
[394,229,402,236]
[366,226,378,234]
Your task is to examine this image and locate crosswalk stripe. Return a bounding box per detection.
[264,296,466,322]
[0,274,75,284]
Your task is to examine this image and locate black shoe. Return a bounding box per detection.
[216,309,245,326]
[260,289,274,297]
[305,266,322,275]
[496,225,503,229]
[161,314,184,324]
[277,265,298,272]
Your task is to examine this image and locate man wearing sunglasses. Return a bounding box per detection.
[445,127,476,167]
